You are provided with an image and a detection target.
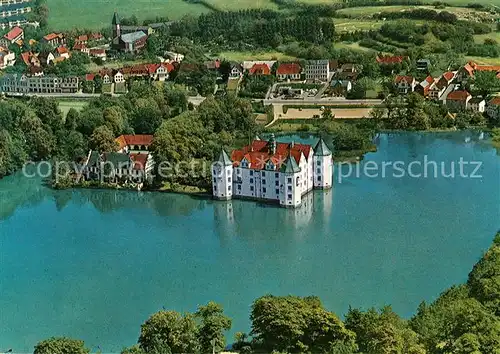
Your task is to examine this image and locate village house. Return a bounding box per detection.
[468,97,486,113]
[164,51,184,63]
[486,97,500,122]
[248,63,271,76]
[0,0,32,30]
[28,65,43,76]
[276,63,301,81]
[43,32,65,47]
[0,46,15,69]
[55,46,70,59]
[376,55,408,66]
[89,48,106,60]
[38,51,55,66]
[427,71,456,100]
[330,79,352,97]
[229,63,243,78]
[305,59,330,82]
[212,135,333,208]
[416,76,435,97]
[73,42,90,55]
[394,75,416,94]
[445,90,471,111]
[20,51,39,67]
[204,59,220,71]
[416,59,431,72]
[115,134,153,153]
[337,63,358,81]
[1,26,23,46]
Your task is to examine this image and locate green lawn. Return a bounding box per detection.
[205,0,277,10]
[465,56,500,65]
[85,59,151,73]
[335,42,377,52]
[474,32,500,44]
[217,50,296,62]
[333,19,383,32]
[337,4,494,18]
[58,100,88,117]
[46,0,210,30]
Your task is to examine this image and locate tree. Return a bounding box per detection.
[89,126,118,153]
[132,98,163,134]
[473,71,500,97]
[195,302,232,353]
[138,310,199,353]
[321,107,334,120]
[34,337,89,354]
[103,106,125,136]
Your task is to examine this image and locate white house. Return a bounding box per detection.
[212,135,333,208]
[394,75,416,94]
[468,97,486,113]
[0,48,15,69]
[114,71,124,83]
[305,59,330,82]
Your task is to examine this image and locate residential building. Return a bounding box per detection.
[211,135,333,208]
[229,63,243,78]
[43,32,65,46]
[2,25,23,45]
[38,51,55,66]
[115,134,153,153]
[55,46,70,59]
[337,63,358,81]
[445,90,471,111]
[376,55,408,65]
[468,97,486,113]
[0,47,15,69]
[89,48,106,60]
[394,75,416,94]
[164,51,184,63]
[248,63,271,76]
[276,63,301,81]
[416,76,435,97]
[330,79,352,97]
[486,97,500,122]
[0,0,32,30]
[0,73,79,93]
[305,59,329,81]
[456,62,475,83]
[73,42,90,55]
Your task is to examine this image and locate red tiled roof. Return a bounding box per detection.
[73,43,87,50]
[21,51,31,66]
[115,135,153,150]
[442,71,455,81]
[85,73,95,81]
[4,26,23,41]
[447,90,470,101]
[376,55,407,64]
[425,76,434,84]
[474,65,500,72]
[90,48,105,55]
[57,46,69,54]
[130,153,149,171]
[462,63,474,76]
[489,97,500,106]
[276,63,301,75]
[44,33,61,41]
[394,75,414,84]
[231,140,312,170]
[91,32,103,40]
[76,34,88,42]
[249,63,270,75]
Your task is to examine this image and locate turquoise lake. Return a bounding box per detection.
[0,132,499,352]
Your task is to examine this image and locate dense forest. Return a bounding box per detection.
[29,232,500,354]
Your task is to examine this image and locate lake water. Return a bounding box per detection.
[1,132,499,352]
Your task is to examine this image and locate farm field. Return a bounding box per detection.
[217,50,296,61]
[46,0,210,30]
[205,0,277,10]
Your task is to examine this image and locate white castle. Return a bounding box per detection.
[211,135,333,208]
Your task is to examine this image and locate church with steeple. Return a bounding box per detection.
[212,135,333,208]
[111,12,149,53]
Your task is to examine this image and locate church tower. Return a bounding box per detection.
[313,138,333,189]
[212,149,233,200]
[112,12,121,39]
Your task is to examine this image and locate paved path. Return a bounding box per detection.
[263,97,383,105]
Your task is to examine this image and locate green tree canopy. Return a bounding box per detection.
[33,337,89,354]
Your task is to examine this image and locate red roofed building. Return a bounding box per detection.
[249,63,270,76]
[73,42,90,55]
[445,90,471,111]
[130,152,154,181]
[115,134,154,153]
[43,33,65,46]
[276,63,301,81]
[394,75,416,94]
[376,55,407,65]
[212,135,333,208]
[89,48,106,60]
[416,76,435,97]
[85,73,95,82]
[3,26,23,45]
[56,46,70,59]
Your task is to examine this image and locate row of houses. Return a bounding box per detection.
[87,62,175,85]
[0,0,32,30]
[0,73,80,93]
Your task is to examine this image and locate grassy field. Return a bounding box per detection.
[333,19,383,32]
[205,0,277,10]
[335,42,377,52]
[337,5,494,18]
[46,0,210,30]
[217,50,296,61]
[58,100,88,117]
[474,32,500,44]
[85,59,151,72]
[465,56,500,65]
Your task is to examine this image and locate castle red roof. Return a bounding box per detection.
[56,46,69,55]
[447,90,470,102]
[249,63,270,75]
[276,63,301,75]
[85,73,95,81]
[442,71,455,81]
[231,140,312,170]
[130,153,149,171]
[4,26,23,42]
[394,75,414,84]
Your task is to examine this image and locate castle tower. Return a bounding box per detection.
[112,12,121,39]
[313,138,333,189]
[212,149,233,200]
[279,156,302,208]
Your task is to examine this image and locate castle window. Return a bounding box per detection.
[317,168,321,174]
[250,186,254,192]
[288,185,292,192]
[287,178,292,183]
[214,186,217,191]
[238,185,241,190]
[228,177,231,183]
[250,178,254,184]
[275,173,279,178]
[228,186,231,191]
[276,189,279,194]
[262,179,266,185]
[296,177,299,186]
[317,160,321,166]
[263,187,266,193]
[275,181,279,186]
[288,194,292,199]
[250,170,254,176]
[262,172,266,177]
[318,176,322,181]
